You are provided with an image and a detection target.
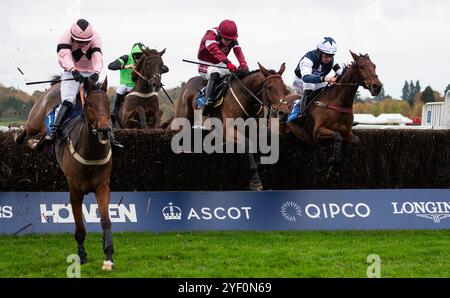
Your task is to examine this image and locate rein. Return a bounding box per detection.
[230,72,277,113]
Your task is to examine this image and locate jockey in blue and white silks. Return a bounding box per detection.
[287,37,343,123]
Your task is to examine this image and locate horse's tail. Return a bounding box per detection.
[160,115,174,130]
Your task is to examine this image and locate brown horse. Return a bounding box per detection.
[169,62,287,190]
[118,48,166,128]
[14,77,62,148]
[277,51,382,172]
[55,77,115,270]
[15,77,115,271]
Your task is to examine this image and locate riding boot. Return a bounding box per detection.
[108,130,124,149]
[297,89,313,122]
[111,93,125,128]
[202,72,221,117]
[45,101,73,142]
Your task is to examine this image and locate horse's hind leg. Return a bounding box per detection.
[96,185,114,271]
[316,127,344,174]
[13,129,27,145]
[69,188,87,264]
[14,125,40,145]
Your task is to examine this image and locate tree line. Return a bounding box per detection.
[1,81,449,124]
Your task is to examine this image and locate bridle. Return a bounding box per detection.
[80,88,110,136]
[334,61,379,90]
[132,55,163,91]
[230,72,286,117]
[69,87,112,166]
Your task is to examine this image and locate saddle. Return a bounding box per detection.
[45,92,84,140]
[196,76,231,109]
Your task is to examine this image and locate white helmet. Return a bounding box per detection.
[317,37,337,55]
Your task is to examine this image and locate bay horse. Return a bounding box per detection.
[169,62,287,190]
[13,76,63,149]
[118,47,166,128]
[15,77,115,271]
[278,51,382,172]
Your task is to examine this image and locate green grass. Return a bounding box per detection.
[0,119,25,126]
[0,230,449,278]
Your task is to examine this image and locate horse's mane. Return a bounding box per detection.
[50,75,61,86]
[142,47,159,57]
[336,62,355,83]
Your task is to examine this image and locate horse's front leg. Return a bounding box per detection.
[96,184,114,271]
[226,126,263,191]
[69,188,87,264]
[316,127,344,173]
[343,132,360,145]
[136,106,148,129]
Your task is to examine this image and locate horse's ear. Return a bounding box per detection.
[350,50,359,61]
[158,48,166,56]
[258,62,270,76]
[84,77,92,93]
[278,63,286,75]
[101,76,108,92]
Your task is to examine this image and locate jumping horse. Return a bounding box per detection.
[169,62,288,190]
[277,51,383,172]
[118,48,166,128]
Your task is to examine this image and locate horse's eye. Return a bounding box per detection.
[267,87,272,92]
[359,65,365,69]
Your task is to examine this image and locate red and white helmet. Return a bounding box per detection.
[218,19,238,40]
[70,19,94,42]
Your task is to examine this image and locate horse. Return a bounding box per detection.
[13,76,63,148]
[15,77,115,271]
[169,62,288,190]
[118,47,166,128]
[277,51,382,172]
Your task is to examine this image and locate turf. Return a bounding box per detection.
[0,230,449,278]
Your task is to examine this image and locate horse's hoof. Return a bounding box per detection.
[78,252,87,265]
[351,135,360,145]
[250,181,263,191]
[102,260,115,271]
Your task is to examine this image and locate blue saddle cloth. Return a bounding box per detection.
[287,99,303,123]
[45,100,83,134]
[195,87,207,109]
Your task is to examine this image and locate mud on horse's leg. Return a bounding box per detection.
[70,189,87,264]
[96,185,114,271]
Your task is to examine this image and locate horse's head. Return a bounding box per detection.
[257,62,287,106]
[83,77,111,144]
[350,51,383,96]
[133,47,166,92]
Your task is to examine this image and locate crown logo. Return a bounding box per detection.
[162,202,182,220]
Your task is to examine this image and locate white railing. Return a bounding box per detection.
[421,91,450,129]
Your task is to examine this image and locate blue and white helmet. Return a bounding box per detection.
[317,37,337,55]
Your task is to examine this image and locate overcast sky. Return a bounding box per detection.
[1,0,449,98]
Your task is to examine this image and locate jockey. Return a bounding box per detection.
[197,19,249,116]
[108,42,169,128]
[46,19,122,148]
[287,37,343,123]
